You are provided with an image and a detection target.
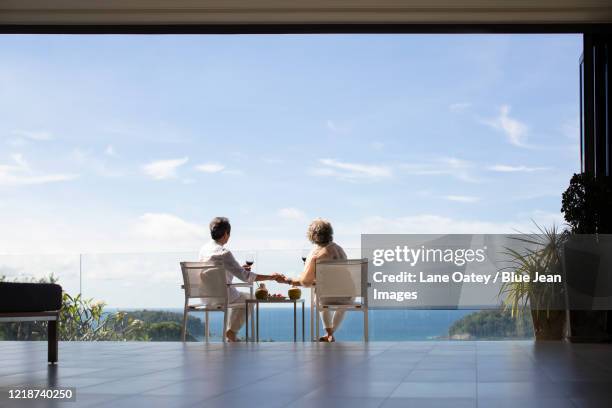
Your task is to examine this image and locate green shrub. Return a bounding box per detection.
[0,274,147,341]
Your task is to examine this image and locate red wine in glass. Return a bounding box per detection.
[301,257,307,263]
[245,253,255,268]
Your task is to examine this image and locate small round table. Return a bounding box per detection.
[245,298,305,342]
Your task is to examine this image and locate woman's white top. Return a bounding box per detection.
[308,242,347,263]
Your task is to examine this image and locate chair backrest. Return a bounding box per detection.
[180,261,227,300]
[315,258,368,299]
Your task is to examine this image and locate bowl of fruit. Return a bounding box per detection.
[255,284,269,300]
[288,287,302,300]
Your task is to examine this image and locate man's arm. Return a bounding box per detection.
[223,251,257,284]
[223,251,285,283]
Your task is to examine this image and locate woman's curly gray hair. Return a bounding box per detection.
[307,218,334,246]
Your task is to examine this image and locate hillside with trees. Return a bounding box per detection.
[448,309,533,339]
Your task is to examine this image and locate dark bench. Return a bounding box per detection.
[0,282,62,364]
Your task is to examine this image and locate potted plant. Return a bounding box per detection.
[561,173,612,234]
[499,224,568,340]
[561,173,612,342]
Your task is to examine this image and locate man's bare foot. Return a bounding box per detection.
[226,330,238,342]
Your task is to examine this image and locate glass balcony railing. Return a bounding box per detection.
[0,249,533,342]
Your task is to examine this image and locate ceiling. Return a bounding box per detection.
[0,0,611,27]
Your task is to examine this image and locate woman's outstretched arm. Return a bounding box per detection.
[288,248,329,286]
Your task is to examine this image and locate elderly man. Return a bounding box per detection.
[199,217,284,342]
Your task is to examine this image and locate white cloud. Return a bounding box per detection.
[443,195,480,203]
[278,207,306,220]
[488,164,549,173]
[483,105,529,147]
[0,154,78,186]
[313,158,392,182]
[12,130,54,141]
[0,252,81,294]
[401,157,479,183]
[449,102,471,113]
[11,153,27,168]
[194,163,225,173]
[142,157,188,180]
[131,213,207,243]
[515,210,565,228]
[0,173,77,186]
[105,145,117,157]
[0,211,207,255]
[357,214,500,234]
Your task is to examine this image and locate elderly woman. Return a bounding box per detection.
[284,218,347,342]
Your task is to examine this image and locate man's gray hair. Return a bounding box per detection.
[210,217,231,240]
[307,218,334,246]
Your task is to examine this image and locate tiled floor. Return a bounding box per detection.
[1,341,612,407]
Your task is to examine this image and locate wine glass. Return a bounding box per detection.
[301,248,310,264]
[245,252,255,268]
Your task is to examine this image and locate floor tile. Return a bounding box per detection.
[478,398,576,408]
[380,398,476,408]
[390,382,476,399]
[477,382,568,398]
[1,341,611,408]
[286,396,384,408]
[403,369,476,382]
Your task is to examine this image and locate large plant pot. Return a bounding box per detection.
[563,236,612,342]
[567,311,611,342]
[531,310,565,340]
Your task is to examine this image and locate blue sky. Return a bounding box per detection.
[0,34,582,304]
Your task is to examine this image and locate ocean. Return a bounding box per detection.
[153,308,477,341]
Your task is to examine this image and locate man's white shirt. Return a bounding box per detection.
[198,240,257,303]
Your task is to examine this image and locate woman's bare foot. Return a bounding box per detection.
[226,330,238,342]
[319,329,335,342]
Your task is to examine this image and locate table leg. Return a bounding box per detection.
[293,301,297,342]
[250,302,255,340]
[205,310,210,342]
[245,301,249,342]
[256,301,259,342]
[302,302,305,342]
[310,294,314,342]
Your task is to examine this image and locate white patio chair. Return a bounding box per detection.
[180,261,253,343]
[313,258,369,342]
